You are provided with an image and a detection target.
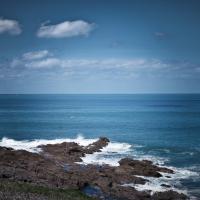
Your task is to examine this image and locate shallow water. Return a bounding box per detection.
[0,94,199,198]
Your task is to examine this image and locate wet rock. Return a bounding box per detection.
[84,137,110,154]
[161,184,171,188]
[82,185,105,199]
[39,137,110,164]
[119,158,173,177]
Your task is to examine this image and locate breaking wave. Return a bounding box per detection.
[80,141,132,166]
[0,135,97,152]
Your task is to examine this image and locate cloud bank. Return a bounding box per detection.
[37,20,95,38]
[0,18,22,35]
[1,50,200,81]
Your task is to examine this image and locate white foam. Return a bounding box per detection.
[122,166,199,195]
[80,141,132,166]
[122,182,168,195]
[80,153,121,166]
[101,142,132,153]
[133,153,169,165]
[0,135,97,153]
[122,175,188,195]
[160,167,199,182]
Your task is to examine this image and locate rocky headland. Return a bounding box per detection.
[0,137,188,200]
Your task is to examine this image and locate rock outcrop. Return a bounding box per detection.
[118,158,173,177]
[0,138,188,200]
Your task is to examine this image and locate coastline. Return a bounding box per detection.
[0,137,188,200]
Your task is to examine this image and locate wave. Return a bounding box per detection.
[122,175,188,195]
[0,135,97,153]
[80,141,132,166]
[122,169,198,196]
[121,159,199,198]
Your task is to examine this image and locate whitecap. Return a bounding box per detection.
[0,135,97,153]
[160,167,199,182]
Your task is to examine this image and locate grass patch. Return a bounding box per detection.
[0,180,95,200]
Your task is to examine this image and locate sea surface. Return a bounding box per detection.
[0,94,200,199]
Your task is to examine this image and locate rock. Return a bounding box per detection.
[39,137,110,164]
[119,158,173,177]
[39,142,84,163]
[0,138,188,200]
[110,185,151,200]
[152,190,188,200]
[81,184,106,199]
[161,184,171,188]
[84,137,110,154]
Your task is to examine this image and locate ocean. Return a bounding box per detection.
[0,94,199,199]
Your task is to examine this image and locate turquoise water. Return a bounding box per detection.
[0,94,200,198]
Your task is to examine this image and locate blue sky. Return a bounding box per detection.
[0,0,200,93]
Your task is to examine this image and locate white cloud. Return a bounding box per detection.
[23,50,50,60]
[25,58,61,69]
[0,18,22,35]
[37,20,95,38]
[23,58,150,70]
[8,56,179,72]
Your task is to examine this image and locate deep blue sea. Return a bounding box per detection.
[0,94,200,199]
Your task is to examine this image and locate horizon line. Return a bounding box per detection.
[0,93,200,95]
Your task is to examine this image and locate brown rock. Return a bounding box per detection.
[0,138,188,200]
[119,158,173,177]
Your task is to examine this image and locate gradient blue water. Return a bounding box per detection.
[0,94,200,197]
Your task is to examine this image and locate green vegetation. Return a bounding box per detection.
[0,180,95,200]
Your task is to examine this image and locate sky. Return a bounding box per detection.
[0,0,200,94]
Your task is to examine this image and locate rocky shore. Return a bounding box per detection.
[0,137,188,200]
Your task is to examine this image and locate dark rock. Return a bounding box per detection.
[84,137,110,154]
[39,142,84,163]
[161,184,171,188]
[81,185,105,199]
[152,190,188,200]
[39,137,110,164]
[110,185,151,200]
[119,158,173,177]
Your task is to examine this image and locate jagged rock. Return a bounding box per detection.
[119,158,173,177]
[84,137,110,154]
